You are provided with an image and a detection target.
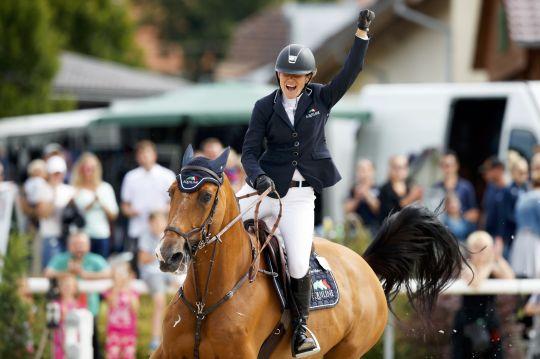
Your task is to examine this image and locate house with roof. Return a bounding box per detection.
[53,51,188,109]
[217,0,488,87]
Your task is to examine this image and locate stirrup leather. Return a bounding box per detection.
[292,326,320,358]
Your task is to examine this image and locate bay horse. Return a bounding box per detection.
[152,147,464,358]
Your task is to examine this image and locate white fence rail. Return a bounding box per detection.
[26,277,540,295]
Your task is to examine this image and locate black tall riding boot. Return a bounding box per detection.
[290,273,320,358]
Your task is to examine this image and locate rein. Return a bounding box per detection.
[168,186,282,359]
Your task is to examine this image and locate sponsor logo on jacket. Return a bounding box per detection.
[306,108,320,118]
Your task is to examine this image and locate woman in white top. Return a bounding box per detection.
[71,153,119,258]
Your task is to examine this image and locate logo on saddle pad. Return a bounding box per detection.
[312,279,334,301]
[306,108,320,119]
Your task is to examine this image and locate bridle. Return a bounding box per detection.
[164,165,282,359]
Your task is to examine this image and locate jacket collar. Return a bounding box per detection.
[273,86,313,129]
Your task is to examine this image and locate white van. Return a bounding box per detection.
[324,81,540,221]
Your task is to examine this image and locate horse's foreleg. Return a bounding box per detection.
[150,345,164,359]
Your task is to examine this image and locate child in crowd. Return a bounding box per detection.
[442,192,476,242]
[24,159,48,206]
[53,275,87,359]
[104,261,139,359]
[138,211,178,351]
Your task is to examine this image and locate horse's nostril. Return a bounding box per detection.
[171,252,184,263]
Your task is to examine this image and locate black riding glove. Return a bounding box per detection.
[357,9,375,31]
[255,175,275,195]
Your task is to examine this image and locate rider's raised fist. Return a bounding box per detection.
[357,9,375,31]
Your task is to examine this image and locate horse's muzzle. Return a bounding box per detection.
[158,241,187,273]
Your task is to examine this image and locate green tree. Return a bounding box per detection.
[47,0,142,66]
[0,0,59,117]
[0,235,31,357]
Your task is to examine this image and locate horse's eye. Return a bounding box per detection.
[200,192,212,204]
[167,189,173,198]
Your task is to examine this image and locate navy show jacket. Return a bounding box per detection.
[241,36,369,197]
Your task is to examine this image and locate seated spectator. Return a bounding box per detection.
[378,155,423,221]
[502,157,529,256]
[442,192,475,242]
[434,151,479,223]
[138,212,177,351]
[71,153,119,258]
[344,159,380,236]
[452,231,514,359]
[104,261,139,359]
[44,231,110,358]
[36,156,75,269]
[53,275,87,359]
[510,153,540,279]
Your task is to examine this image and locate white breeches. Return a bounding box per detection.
[236,182,315,279]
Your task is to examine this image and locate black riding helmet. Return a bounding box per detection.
[275,44,317,76]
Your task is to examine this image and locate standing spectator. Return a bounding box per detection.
[52,275,87,359]
[138,212,177,351]
[71,153,119,258]
[200,137,224,160]
[378,155,423,221]
[510,153,540,279]
[452,231,514,359]
[104,261,139,359]
[502,157,529,257]
[481,157,507,254]
[442,192,476,242]
[344,159,380,236]
[36,156,75,268]
[44,232,111,358]
[43,143,64,161]
[434,151,479,223]
[121,140,175,256]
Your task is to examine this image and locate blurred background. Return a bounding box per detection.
[2,0,540,358]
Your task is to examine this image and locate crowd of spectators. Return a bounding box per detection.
[344,149,540,357]
[4,138,540,357]
[0,138,245,357]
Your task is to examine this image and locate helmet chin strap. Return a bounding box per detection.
[276,72,313,100]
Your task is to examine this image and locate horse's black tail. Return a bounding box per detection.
[363,205,465,313]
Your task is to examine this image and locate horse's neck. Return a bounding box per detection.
[183,192,253,304]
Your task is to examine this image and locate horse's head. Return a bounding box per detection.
[157,144,232,273]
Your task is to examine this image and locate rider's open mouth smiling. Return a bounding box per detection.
[286,84,297,92]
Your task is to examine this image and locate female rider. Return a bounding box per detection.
[238,9,375,358]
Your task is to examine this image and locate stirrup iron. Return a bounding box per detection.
[293,327,320,358]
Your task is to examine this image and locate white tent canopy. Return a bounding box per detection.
[0,108,105,138]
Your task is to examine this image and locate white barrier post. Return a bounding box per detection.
[383,314,395,359]
[64,309,94,359]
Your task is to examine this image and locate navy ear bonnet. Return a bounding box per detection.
[177,144,230,192]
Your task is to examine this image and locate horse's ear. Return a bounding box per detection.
[213,147,230,173]
[182,144,194,167]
